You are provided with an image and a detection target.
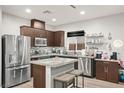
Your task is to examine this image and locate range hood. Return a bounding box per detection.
[67,30,85,37]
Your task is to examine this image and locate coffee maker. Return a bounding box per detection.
[110,52,117,60]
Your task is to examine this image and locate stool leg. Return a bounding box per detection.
[76,76,78,88]
[73,78,75,88]
[54,80,56,88]
[62,82,65,88]
[82,74,84,88]
[65,83,67,88]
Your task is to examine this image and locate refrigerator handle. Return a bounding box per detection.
[9,65,29,70]
[19,37,25,65]
[21,39,25,65]
[13,70,16,78]
[80,58,84,73]
[15,65,29,70]
[86,58,89,73]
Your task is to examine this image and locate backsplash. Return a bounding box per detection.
[30,47,65,55]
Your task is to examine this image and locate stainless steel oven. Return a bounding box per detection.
[35,37,47,47]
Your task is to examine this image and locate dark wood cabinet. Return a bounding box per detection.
[47,31,55,46]
[96,62,107,81]
[32,64,46,88]
[20,26,35,47]
[69,44,76,50]
[107,62,119,83]
[20,26,64,47]
[31,19,45,30]
[20,26,47,47]
[34,29,46,38]
[31,64,33,77]
[54,31,64,47]
[47,31,64,47]
[96,60,119,83]
[77,43,85,50]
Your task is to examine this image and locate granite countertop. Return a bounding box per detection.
[31,53,94,59]
[31,57,78,67]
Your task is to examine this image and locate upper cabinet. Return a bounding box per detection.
[54,31,64,47]
[20,26,65,47]
[47,31,55,46]
[31,19,45,30]
[20,19,64,47]
[20,26,47,47]
[34,29,47,38]
[47,31,64,47]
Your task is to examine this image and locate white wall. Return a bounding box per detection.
[0,7,2,87]
[55,13,124,59]
[2,13,30,35]
[2,13,55,36]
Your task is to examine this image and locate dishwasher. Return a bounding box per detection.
[78,57,96,78]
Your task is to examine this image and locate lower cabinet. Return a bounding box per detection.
[96,61,119,83]
[32,64,46,88]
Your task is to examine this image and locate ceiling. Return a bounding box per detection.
[1,5,124,26]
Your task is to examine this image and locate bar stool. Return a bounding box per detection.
[67,70,84,88]
[54,74,75,88]
[67,58,84,88]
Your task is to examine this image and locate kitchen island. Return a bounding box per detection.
[31,57,78,88]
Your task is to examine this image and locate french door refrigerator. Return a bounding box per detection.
[2,35,31,88]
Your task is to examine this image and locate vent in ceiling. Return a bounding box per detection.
[42,10,52,14]
[70,5,77,9]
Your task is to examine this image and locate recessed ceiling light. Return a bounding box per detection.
[25,9,31,13]
[52,18,56,22]
[80,11,85,15]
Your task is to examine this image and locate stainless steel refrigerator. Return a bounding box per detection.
[2,35,31,88]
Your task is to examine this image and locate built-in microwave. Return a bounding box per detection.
[35,37,47,47]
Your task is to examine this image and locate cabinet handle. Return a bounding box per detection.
[104,67,106,72]
[104,67,107,72]
[106,67,108,72]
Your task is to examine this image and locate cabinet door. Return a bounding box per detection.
[33,64,45,88]
[20,26,35,47]
[47,31,55,46]
[69,44,76,50]
[20,27,34,36]
[96,62,107,81]
[54,31,64,47]
[31,19,45,30]
[107,62,119,83]
[77,43,85,50]
[34,29,47,38]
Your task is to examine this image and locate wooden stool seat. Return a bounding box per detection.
[54,74,75,88]
[67,70,84,88]
[54,74,75,82]
[68,70,83,76]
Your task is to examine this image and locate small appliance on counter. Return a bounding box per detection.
[110,52,117,60]
[95,51,103,59]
